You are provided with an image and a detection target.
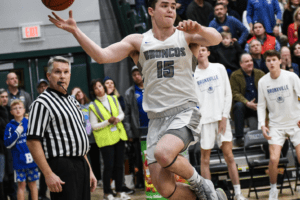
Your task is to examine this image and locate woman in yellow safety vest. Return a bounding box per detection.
[89,79,129,200]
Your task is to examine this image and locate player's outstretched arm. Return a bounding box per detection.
[177,20,222,47]
[48,10,141,64]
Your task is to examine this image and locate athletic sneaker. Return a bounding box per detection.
[269,188,278,200]
[190,176,218,200]
[234,193,247,200]
[104,194,115,200]
[116,192,131,200]
[216,188,228,200]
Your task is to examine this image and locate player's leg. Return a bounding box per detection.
[148,162,197,199]
[27,181,38,200]
[154,127,220,200]
[201,149,212,180]
[221,142,239,185]
[17,181,26,200]
[269,144,282,184]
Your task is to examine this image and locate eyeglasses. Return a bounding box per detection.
[11,107,24,111]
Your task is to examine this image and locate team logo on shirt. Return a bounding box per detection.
[143,47,186,60]
[196,75,220,94]
[267,85,290,103]
[267,0,271,4]
[276,96,284,103]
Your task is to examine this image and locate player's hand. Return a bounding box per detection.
[113,118,120,125]
[218,117,227,135]
[297,120,300,128]
[90,171,97,192]
[48,10,77,34]
[261,126,271,140]
[108,116,116,124]
[246,99,257,111]
[177,20,202,35]
[45,172,65,193]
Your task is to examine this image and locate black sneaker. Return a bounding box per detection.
[122,186,135,195]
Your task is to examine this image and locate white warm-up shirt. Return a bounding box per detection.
[257,70,300,128]
[194,63,232,124]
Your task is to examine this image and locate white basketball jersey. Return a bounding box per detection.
[138,29,199,113]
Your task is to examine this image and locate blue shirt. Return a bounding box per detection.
[242,70,258,102]
[246,0,282,34]
[135,84,149,127]
[4,118,37,170]
[209,16,249,45]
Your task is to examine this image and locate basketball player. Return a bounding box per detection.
[48,0,227,199]
[257,50,300,200]
[194,46,247,200]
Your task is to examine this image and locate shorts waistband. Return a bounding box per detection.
[147,102,198,119]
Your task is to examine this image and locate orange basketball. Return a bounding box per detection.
[42,0,75,11]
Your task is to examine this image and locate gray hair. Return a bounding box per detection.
[47,56,71,73]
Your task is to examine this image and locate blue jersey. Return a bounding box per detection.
[4,118,37,170]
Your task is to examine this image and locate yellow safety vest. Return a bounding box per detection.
[89,95,128,148]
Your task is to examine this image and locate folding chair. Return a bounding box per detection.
[244,130,293,199]
[287,138,300,191]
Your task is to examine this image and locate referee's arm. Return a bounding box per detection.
[27,140,65,192]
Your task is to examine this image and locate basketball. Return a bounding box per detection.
[42,0,75,11]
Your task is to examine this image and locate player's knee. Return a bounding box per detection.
[224,153,235,164]
[154,147,173,166]
[269,155,279,165]
[201,156,210,166]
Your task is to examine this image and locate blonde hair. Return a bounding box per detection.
[10,99,24,108]
[221,31,232,38]
[294,7,300,22]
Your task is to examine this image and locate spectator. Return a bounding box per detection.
[209,3,249,45]
[186,0,214,27]
[71,87,103,189]
[6,72,32,115]
[102,77,135,194]
[194,46,247,200]
[273,25,283,42]
[288,7,300,46]
[249,39,269,74]
[103,76,126,112]
[26,56,97,200]
[283,0,300,35]
[123,66,148,190]
[0,89,16,200]
[176,0,193,20]
[230,0,248,18]
[279,34,290,47]
[4,100,39,200]
[291,41,300,66]
[0,90,9,200]
[257,50,300,200]
[245,22,281,54]
[247,0,282,35]
[210,32,244,76]
[230,53,265,146]
[280,46,300,76]
[208,0,241,22]
[89,79,130,200]
[36,79,49,95]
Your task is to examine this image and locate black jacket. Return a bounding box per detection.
[0,106,9,154]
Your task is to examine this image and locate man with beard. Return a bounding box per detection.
[209,3,248,46]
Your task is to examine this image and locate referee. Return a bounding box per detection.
[26,56,97,200]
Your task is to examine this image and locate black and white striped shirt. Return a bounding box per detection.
[27,88,89,159]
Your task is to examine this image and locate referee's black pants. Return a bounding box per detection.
[47,156,90,200]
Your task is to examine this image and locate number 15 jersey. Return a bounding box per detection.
[138,29,199,114]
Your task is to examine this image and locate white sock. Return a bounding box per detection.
[187,168,201,184]
[233,184,241,195]
[270,183,277,190]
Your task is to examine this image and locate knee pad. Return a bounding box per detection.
[163,156,178,169]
